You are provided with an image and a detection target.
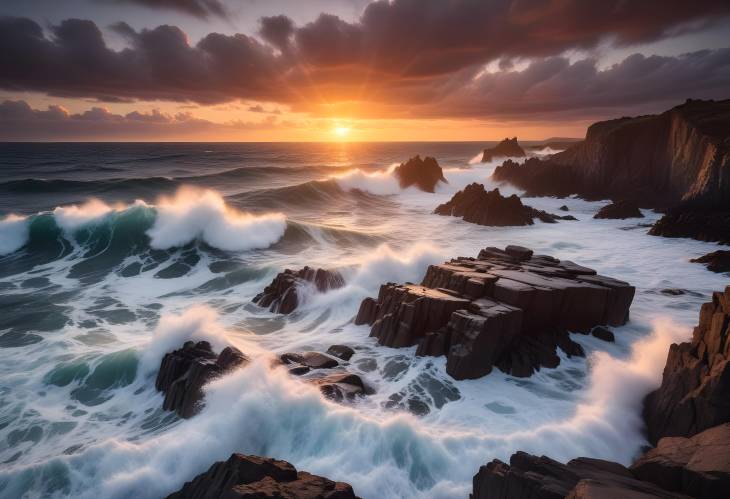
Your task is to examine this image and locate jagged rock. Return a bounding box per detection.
[393,155,447,193]
[470,451,687,499]
[649,209,730,244]
[356,246,634,380]
[644,286,730,444]
[434,184,574,226]
[254,267,345,314]
[591,326,615,342]
[631,423,730,498]
[482,137,527,163]
[280,351,340,369]
[156,341,248,418]
[166,453,360,499]
[594,201,644,219]
[691,250,730,273]
[326,344,355,361]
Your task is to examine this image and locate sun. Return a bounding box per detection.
[332,126,351,139]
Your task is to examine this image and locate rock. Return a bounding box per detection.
[481,137,526,163]
[593,201,644,219]
[559,205,570,211]
[315,372,369,402]
[356,246,634,380]
[280,351,340,369]
[591,326,615,342]
[156,341,248,418]
[166,453,360,499]
[691,250,730,273]
[326,344,355,361]
[434,184,573,226]
[661,289,686,296]
[253,267,345,314]
[471,451,688,499]
[644,286,730,444]
[393,155,447,193]
[649,209,730,244]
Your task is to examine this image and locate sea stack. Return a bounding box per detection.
[481,137,527,162]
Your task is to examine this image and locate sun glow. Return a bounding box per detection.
[332,125,351,139]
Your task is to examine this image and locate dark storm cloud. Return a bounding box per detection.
[112,0,227,19]
[1,0,729,119]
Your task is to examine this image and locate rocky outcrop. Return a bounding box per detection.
[434,184,575,226]
[691,250,730,273]
[393,155,447,192]
[649,209,730,244]
[254,267,345,314]
[482,137,527,163]
[156,341,248,418]
[593,201,644,219]
[167,453,360,499]
[643,286,730,444]
[355,245,634,380]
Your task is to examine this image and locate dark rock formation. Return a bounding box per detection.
[326,344,355,361]
[559,205,569,211]
[644,286,730,444]
[591,326,614,342]
[492,99,730,243]
[393,155,447,193]
[314,373,369,402]
[631,423,730,498]
[434,184,574,226]
[254,267,345,314]
[649,209,730,244]
[167,453,360,499]
[593,201,644,219]
[281,351,340,369]
[471,451,686,499]
[355,246,634,380]
[691,250,730,273]
[482,137,527,163]
[156,341,248,418]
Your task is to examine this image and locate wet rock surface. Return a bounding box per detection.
[393,155,447,193]
[481,137,527,163]
[355,246,634,380]
[690,250,730,273]
[649,209,730,244]
[254,267,345,314]
[156,341,248,418]
[166,453,360,499]
[593,200,644,219]
[644,286,730,444]
[434,184,575,226]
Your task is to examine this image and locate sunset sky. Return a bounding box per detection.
[1,0,729,141]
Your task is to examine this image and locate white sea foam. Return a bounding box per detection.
[333,164,403,195]
[0,214,29,255]
[146,187,287,251]
[53,198,118,232]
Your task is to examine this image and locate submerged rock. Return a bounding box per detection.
[393,155,447,192]
[156,341,247,418]
[593,200,644,219]
[166,453,360,499]
[481,137,526,163]
[434,184,574,226]
[690,250,730,273]
[644,286,730,444]
[253,266,345,314]
[591,326,615,342]
[355,246,634,380]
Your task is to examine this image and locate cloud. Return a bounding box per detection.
[112,0,227,19]
[0,1,729,121]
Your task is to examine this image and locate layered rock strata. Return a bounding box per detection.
[254,267,345,314]
[434,184,575,226]
[156,341,248,418]
[355,246,634,380]
[167,453,360,499]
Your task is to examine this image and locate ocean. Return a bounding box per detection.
[0,141,726,498]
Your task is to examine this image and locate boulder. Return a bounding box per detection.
[254,267,345,314]
[315,372,369,402]
[593,201,644,219]
[279,349,371,402]
[559,205,570,211]
[393,155,447,193]
[482,137,527,163]
[156,341,248,418]
[591,326,615,342]
[434,184,574,226]
[356,246,634,380]
[326,344,355,361]
[690,250,730,273]
[280,351,340,369]
[644,286,730,444]
[631,423,730,498]
[166,453,360,499]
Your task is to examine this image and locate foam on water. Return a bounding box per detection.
[0,214,28,255]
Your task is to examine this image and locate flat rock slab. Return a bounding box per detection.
[355,245,634,380]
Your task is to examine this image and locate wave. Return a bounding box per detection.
[0,214,30,255]
[332,164,403,196]
[0,177,179,195]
